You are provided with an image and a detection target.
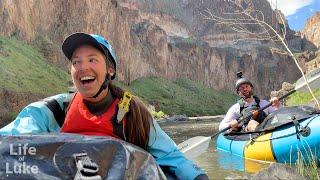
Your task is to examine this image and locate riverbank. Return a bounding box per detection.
[158,115,223,144]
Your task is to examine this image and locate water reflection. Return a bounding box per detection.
[159,119,270,179]
[193,139,270,179]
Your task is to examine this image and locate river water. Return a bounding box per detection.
[158,118,271,179]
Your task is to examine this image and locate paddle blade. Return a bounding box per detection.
[295,68,320,92]
[177,136,211,160]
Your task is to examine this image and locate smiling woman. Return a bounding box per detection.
[0,32,208,180]
[69,45,111,100]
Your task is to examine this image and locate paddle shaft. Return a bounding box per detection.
[211,89,296,138]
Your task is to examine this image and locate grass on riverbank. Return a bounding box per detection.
[0,36,69,94]
[290,144,320,180]
[115,77,237,116]
[287,89,320,107]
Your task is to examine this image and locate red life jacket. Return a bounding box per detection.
[61,93,126,139]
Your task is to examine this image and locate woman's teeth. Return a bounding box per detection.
[80,76,95,84]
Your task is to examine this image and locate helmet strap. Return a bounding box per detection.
[91,74,111,98]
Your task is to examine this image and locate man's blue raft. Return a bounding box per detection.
[217,106,320,164]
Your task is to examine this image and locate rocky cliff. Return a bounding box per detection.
[0,0,311,100]
[301,12,320,49]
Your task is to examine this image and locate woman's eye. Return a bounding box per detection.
[72,60,79,65]
[89,58,96,63]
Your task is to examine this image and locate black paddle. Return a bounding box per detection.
[211,89,296,138]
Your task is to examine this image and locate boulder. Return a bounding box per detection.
[270,82,294,105]
[282,82,295,91]
[162,115,188,122]
[251,163,305,180]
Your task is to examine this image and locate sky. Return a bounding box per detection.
[267,0,320,31]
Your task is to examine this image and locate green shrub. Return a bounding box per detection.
[287,89,320,107]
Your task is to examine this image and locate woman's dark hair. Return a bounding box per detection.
[109,82,153,150]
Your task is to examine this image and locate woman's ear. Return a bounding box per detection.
[108,73,114,79]
[107,67,114,77]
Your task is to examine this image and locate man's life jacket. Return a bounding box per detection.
[237,95,267,126]
[44,93,126,140]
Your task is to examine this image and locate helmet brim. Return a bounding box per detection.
[62,32,106,60]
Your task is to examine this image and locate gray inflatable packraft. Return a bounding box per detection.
[0,133,167,180]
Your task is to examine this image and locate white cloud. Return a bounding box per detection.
[267,0,314,16]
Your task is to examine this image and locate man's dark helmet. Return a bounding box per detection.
[235,71,253,92]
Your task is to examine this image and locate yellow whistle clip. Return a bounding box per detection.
[117,91,132,123]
